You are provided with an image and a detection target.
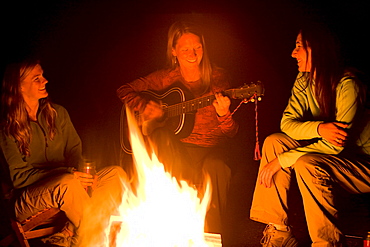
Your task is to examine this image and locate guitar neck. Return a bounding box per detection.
[165,89,234,117]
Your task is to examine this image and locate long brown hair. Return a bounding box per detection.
[299,23,345,121]
[300,23,367,121]
[1,59,57,157]
[166,21,213,93]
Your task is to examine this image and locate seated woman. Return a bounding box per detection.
[117,20,239,235]
[250,22,370,247]
[0,59,129,247]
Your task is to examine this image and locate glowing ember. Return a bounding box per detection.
[105,105,213,247]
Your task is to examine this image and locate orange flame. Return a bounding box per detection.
[104,105,212,246]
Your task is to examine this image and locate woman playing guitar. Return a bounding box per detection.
[117,20,239,235]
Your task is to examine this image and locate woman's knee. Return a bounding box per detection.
[294,154,318,172]
[262,133,301,158]
[97,166,130,190]
[294,154,324,169]
[99,165,127,179]
[263,133,288,148]
[294,154,333,186]
[42,173,78,188]
[53,173,85,194]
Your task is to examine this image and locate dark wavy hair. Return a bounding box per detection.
[1,59,57,156]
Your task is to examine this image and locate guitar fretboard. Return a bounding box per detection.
[165,89,233,117]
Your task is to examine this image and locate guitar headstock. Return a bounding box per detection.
[227,81,265,100]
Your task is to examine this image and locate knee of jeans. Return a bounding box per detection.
[58,173,79,186]
[48,173,82,194]
[106,165,127,177]
[295,155,333,188]
[263,133,286,147]
[100,166,129,185]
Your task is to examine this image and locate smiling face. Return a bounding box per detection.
[20,64,48,103]
[172,33,203,70]
[291,33,312,72]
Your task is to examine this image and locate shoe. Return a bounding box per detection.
[260,224,299,247]
[41,232,72,247]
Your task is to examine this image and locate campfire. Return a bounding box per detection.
[80,106,220,247]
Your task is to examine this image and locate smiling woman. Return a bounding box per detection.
[250,21,370,247]
[0,58,129,246]
[117,20,239,236]
[20,64,49,121]
[291,33,312,73]
[172,33,204,82]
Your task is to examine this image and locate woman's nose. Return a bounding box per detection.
[291,48,297,58]
[189,49,196,57]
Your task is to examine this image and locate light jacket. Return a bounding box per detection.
[278,72,370,168]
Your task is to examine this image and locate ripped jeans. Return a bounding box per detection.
[250,133,370,247]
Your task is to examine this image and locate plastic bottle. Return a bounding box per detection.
[364,231,370,247]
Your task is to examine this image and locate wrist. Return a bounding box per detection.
[217,110,230,118]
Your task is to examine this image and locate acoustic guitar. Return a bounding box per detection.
[120,81,264,154]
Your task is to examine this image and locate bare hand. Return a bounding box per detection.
[318,122,349,147]
[74,171,97,189]
[258,158,281,188]
[142,100,164,122]
[213,92,231,117]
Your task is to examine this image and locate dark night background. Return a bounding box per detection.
[1,0,369,246]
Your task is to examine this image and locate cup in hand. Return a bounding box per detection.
[80,160,96,196]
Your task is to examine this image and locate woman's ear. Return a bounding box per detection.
[172,48,177,57]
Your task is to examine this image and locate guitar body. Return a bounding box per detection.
[120,85,196,155]
[120,81,265,154]
[141,86,196,138]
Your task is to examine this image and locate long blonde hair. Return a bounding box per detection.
[166,21,213,93]
[1,59,57,157]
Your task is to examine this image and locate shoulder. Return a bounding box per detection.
[51,103,68,113]
[50,103,71,119]
[334,73,363,106]
[338,73,359,92]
